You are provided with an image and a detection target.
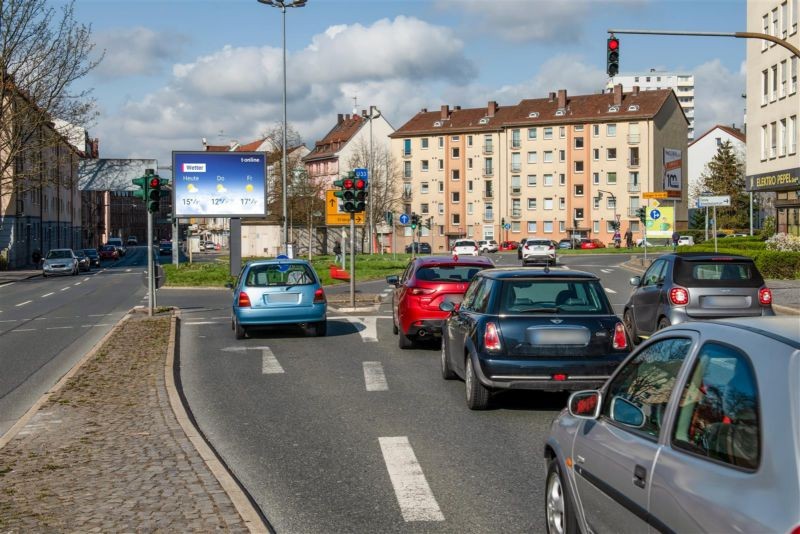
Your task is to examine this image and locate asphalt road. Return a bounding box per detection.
[161,252,643,533]
[0,248,150,436]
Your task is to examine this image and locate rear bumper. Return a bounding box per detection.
[523,254,556,264]
[668,307,776,324]
[400,309,448,337]
[405,319,445,337]
[472,353,626,391]
[235,304,326,326]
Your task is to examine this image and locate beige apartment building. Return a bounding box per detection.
[390,85,688,253]
[746,0,799,236]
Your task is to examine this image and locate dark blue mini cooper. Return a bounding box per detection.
[440,268,630,410]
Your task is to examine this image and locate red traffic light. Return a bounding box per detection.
[355,179,366,189]
[149,177,160,188]
[343,178,354,189]
[608,38,619,51]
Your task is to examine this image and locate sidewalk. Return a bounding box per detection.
[0,311,266,532]
[0,269,41,283]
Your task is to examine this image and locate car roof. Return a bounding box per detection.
[478,267,599,280]
[246,258,312,267]
[706,317,800,349]
[670,252,754,261]
[414,255,493,266]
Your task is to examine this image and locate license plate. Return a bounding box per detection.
[266,293,301,304]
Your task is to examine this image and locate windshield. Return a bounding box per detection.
[101,246,115,252]
[75,250,86,257]
[499,279,612,314]
[414,265,485,283]
[83,249,98,256]
[46,250,72,259]
[245,264,316,287]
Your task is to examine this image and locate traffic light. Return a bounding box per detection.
[354,177,367,212]
[636,207,646,223]
[426,217,433,229]
[606,36,619,77]
[132,175,149,200]
[147,175,162,213]
[410,212,419,230]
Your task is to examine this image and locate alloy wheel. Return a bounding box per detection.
[546,470,565,534]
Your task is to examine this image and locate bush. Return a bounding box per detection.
[765,232,800,252]
[760,216,776,239]
[754,250,800,279]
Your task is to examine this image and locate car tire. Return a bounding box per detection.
[314,321,327,337]
[234,317,247,340]
[441,337,456,380]
[392,308,399,335]
[545,459,579,534]
[398,329,414,350]
[465,356,490,410]
[42,271,47,278]
[623,310,640,345]
[657,317,671,331]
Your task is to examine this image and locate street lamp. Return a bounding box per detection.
[362,105,381,253]
[257,0,307,257]
[596,189,619,245]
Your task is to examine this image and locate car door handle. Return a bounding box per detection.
[633,464,647,489]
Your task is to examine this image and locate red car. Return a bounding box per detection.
[386,255,494,349]
[580,238,606,249]
[98,245,119,260]
[499,241,518,251]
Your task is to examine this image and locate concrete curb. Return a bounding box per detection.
[0,312,131,450]
[164,312,270,533]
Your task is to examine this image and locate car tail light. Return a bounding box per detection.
[552,373,567,381]
[484,322,501,352]
[613,322,628,350]
[758,287,772,306]
[669,286,689,306]
[791,525,800,534]
[548,245,555,251]
[410,287,436,295]
[237,291,251,308]
[314,288,326,303]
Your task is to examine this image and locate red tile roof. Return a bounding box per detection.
[689,124,746,147]
[304,114,365,161]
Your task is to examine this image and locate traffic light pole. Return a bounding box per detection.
[349,212,355,308]
[607,29,799,58]
[147,209,155,317]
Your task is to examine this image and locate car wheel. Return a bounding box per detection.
[657,317,671,331]
[545,459,579,534]
[441,337,456,380]
[234,317,247,340]
[314,320,327,337]
[465,356,489,410]
[392,307,399,335]
[623,310,640,345]
[398,329,414,349]
[42,271,47,278]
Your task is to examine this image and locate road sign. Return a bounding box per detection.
[325,190,365,226]
[354,168,368,181]
[650,199,661,208]
[504,223,511,229]
[650,209,661,220]
[697,195,731,208]
[399,213,410,225]
[642,191,669,199]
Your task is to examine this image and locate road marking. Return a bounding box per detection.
[342,317,379,342]
[83,277,90,282]
[60,287,70,291]
[15,300,32,307]
[604,288,617,294]
[46,326,72,330]
[601,268,614,273]
[0,319,18,323]
[12,328,36,332]
[363,362,388,391]
[74,282,82,286]
[125,269,132,273]
[88,314,107,317]
[379,437,444,522]
[41,292,54,298]
[261,348,284,374]
[185,321,217,325]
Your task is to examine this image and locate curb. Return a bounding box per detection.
[164,312,270,533]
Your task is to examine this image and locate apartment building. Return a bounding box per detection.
[390,85,688,253]
[611,70,696,140]
[746,0,799,236]
[688,125,746,203]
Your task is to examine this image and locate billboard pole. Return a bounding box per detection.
[349,212,355,308]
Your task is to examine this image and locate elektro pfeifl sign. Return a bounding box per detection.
[172,151,267,217]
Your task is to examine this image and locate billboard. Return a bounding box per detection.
[172,151,267,217]
[663,148,682,191]
[646,206,675,238]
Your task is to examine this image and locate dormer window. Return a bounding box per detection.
[627,104,640,112]
[528,112,539,118]
[608,105,620,113]
[555,109,566,117]
[433,121,442,127]
[479,118,490,125]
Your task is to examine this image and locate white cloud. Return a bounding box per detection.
[93,27,188,79]
[691,59,746,136]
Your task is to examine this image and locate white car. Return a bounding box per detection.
[478,240,499,253]
[521,238,557,266]
[677,235,695,246]
[452,239,479,256]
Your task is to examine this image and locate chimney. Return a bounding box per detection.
[632,85,640,96]
[454,105,461,111]
[337,113,343,124]
[421,108,427,113]
[361,109,367,118]
[91,138,99,158]
[441,104,450,120]
[557,89,567,109]
[613,84,623,107]
[548,92,556,101]
[487,101,498,117]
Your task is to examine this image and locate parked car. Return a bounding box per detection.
[74,249,91,272]
[545,316,800,534]
[204,241,216,251]
[387,255,493,349]
[159,241,173,255]
[106,237,126,256]
[557,238,579,249]
[229,258,326,339]
[636,238,663,247]
[521,238,557,266]
[127,236,138,246]
[499,241,518,251]
[623,252,774,345]
[452,239,479,257]
[677,235,695,246]
[440,268,629,409]
[724,233,749,238]
[478,240,499,253]
[83,248,101,268]
[405,242,432,254]
[42,249,79,277]
[98,245,119,261]
[580,238,606,249]
[517,238,528,260]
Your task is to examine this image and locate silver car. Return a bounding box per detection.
[544,317,800,534]
[42,249,78,277]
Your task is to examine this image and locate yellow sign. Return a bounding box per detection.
[325,190,365,226]
[646,206,675,238]
[642,191,669,199]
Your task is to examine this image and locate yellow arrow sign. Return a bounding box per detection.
[325,190,365,226]
[650,199,660,208]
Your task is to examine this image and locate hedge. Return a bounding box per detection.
[673,247,800,279]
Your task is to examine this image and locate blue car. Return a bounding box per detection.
[229,259,327,339]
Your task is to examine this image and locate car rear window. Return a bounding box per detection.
[246,264,316,286]
[499,279,612,314]
[454,240,476,247]
[674,258,764,288]
[414,265,485,283]
[527,240,551,246]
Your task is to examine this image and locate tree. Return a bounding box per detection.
[696,141,749,230]
[1,0,100,198]
[259,121,305,222]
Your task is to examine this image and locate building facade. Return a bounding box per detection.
[390,85,689,253]
[610,70,696,140]
[746,0,799,236]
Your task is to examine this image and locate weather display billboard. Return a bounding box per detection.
[172,151,267,217]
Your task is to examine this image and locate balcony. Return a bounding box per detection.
[482,167,494,178]
[510,164,521,172]
[627,133,640,144]
[510,209,522,220]
[402,191,413,200]
[627,207,640,218]
[627,183,641,192]
[511,141,521,149]
[627,157,640,169]
[403,173,412,181]
[510,187,521,196]
[483,144,494,155]
[401,150,412,159]
[483,213,494,222]
[483,190,494,200]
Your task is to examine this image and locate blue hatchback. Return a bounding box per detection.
[230,259,327,339]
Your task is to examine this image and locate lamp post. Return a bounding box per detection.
[362,105,381,253]
[596,189,618,244]
[257,0,307,257]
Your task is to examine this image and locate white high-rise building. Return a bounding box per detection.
[610,69,695,140]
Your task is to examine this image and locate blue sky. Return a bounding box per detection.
[70,0,749,170]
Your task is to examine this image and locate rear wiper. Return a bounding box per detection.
[515,307,562,313]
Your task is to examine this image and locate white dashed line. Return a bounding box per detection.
[41,292,54,298]
[74,282,82,286]
[60,287,70,291]
[83,277,90,282]
[185,321,216,325]
[15,300,32,307]
[88,314,106,317]
[46,326,72,330]
[363,362,388,391]
[604,288,617,294]
[601,268,614,274]
[13,328,36,332]
[379,437,444,522]
[261,348,284,374]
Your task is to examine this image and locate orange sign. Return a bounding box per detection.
[325,190,365,226]
[642,191,681,199]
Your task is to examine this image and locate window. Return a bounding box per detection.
[575,184,584,196]
[528,128,537,140]
[527,174,537,186]
[512,129,521,148]
[543,221,553,233]
[559,126,566,138]
[544,197,554,210]
[559,221,566,233]
[438,160,444,171]
[772,8,779,39]
[607,147,617,160]
[468,157,473,170]
[574,125,584,132]
[403,161,412,178]
[452,147,460,159]
[559,150,566,162]
[468,180,474,192]
[593,220,600,233]
[606,221,617,233]
[781,60,788,98]
[574,208,583,219]
[544,151,553,163]
[544,127,553,140]
[771,65,778,101]
[421,138,429,149]
[761,125,768,160]
[452,213,460,225]
[544,174,553,186]
[607,172,617,185]
[575,161,584,173]
[451,135,459,142]
[593,197,600,209]
[574,137,584,149]
[467,202,473,215]
[421,160,429,172]
[607,196,617,210]
[592,148,599,161]
[791,57,798,94]
[452,169,460,181]
[762,69,769,105]
[511,152,521,172]
[451,192,460,203]
[593,172,600,185]
[527,221,538,233]
[438,204,444,215]
[421,182,429,193]
[793,0,799,33]
[527,198,537,210]
[484,204,493,221]
[511,175,521,194]
[512,198,521,216]
[421,203,429,214]
[602,337,692,440]
[438,137,444,148]
[790,115,797,154]
[484,158,493,175]
[672,342,760,470]
[607,124,617,137]
[559,174,566,186]
[438,182,444,193]
[467,135,473,147]
[780,119,787,156]
[403,139,412,156]
[559,197,566,209]
[512,221,520,233]
[770,121,777,158]
[527,151,538,164]
[592,124,600,137]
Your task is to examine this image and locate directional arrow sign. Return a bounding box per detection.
[697,195,731,208]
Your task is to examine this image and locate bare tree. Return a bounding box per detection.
[1,0,101,198]
[258,121,304,221]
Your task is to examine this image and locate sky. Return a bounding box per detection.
[69,0,750,173]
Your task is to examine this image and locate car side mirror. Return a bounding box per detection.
[568,390,601,419]
[386,275,399,286]
[610,397,645,428]
[629,276,641,287]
